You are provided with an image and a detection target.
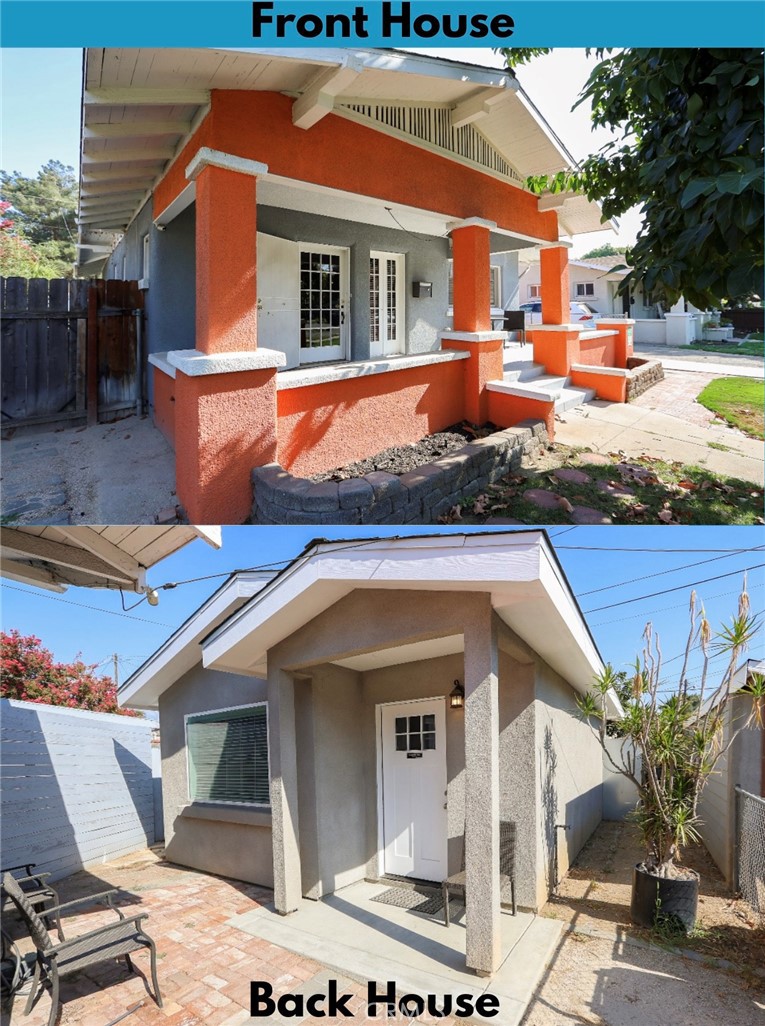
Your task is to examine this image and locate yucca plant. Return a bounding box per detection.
[579,581,764,878]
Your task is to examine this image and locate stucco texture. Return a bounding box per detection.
[158,665,273,887]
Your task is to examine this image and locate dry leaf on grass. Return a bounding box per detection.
[557,496,574,514]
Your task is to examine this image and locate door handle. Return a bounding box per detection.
[340,310,345,324]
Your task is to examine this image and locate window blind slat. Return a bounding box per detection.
[187,707,269,805]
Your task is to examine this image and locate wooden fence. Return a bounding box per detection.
[1,277,144,430]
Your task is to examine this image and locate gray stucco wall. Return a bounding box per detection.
[533,660,603,909]
[158,663,272,887]
[257,205,450,360]
[1,699,155,881]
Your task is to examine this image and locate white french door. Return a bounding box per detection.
[369,252,405,358]
[379,698,448,881]
[299,245,350,364]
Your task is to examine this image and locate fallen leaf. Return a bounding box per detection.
[557,496,574,514]
[658,509,677,523]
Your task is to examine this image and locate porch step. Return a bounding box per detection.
[498,370,596,413]
[555,384,597,412]
[503,361,546,384]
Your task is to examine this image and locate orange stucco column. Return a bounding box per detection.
[540,245,570,325]
[451,220,494,332]
[442,336,504,424]
[187,149,268,355]
[597,319,636,368]
[174,364,279,524]
[528,328,581,377]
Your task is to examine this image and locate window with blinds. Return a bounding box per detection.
[186,705,269,806]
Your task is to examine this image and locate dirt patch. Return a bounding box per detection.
[309,423,497,482]
[543,821,765,974]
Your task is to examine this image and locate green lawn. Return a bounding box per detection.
[689,339,764,357]
[697,377,764,439]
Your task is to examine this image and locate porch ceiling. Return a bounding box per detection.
[78,47,606,266]
[0,525,221,593]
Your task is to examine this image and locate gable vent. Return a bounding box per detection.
[338,103,524,185]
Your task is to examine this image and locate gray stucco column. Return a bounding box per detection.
[463,603,501,976]
[267,662,302,913]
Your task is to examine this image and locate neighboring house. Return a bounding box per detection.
[119,530,620,976]
[697,658,765,883]
[76,47,635,524]
[518,253,656,318]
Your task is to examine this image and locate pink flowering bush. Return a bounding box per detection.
[1,629,140,716]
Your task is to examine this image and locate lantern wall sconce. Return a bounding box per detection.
[449,680,465,709]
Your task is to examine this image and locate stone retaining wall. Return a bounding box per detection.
[626,357,664,400]
[252,419,548,525]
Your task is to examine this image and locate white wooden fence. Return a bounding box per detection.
[1,699,157,881]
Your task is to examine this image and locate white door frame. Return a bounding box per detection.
[375,696,448,881]
[369,251,405,359]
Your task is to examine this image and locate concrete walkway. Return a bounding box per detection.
[634,342,764,377]
[555,400,764,485]
[229,880,562,1026]
[1,415,177,525]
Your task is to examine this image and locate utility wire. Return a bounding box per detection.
[588,583,764,628]
[578,546,763,597]
[583,563,764,615]
[1,584,175,627]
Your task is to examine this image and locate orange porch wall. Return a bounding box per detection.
[528,329,581,377]
[152,367,175,448]
[154,92,558,242]
[577,334,617,368]
[487,390,555,441]
[175,368,277,524]
[276,361,465,478]
[570,369,627,403]
[441,337,504,424]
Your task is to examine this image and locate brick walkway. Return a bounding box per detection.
[2,850,384,1026]
[629,369,717,428]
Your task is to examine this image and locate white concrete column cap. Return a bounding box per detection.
[167,347,286,376]
[537,240,574,250]
[186,147,269,182]
[447,217,498,233]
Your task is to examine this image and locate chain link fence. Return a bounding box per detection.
[734,787,765,923]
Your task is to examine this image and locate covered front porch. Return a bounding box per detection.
[229,878,562,1026]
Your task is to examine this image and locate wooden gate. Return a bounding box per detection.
[1,277,144,430]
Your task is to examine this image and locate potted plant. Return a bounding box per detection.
[578,582,764,934]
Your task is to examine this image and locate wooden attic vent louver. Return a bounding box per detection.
[338,103,524,184]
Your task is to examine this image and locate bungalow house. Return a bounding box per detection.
[76,47,636,525]
[119,530,620,976]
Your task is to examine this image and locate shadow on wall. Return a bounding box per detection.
[0,699,155,882]
[540,724,560,896]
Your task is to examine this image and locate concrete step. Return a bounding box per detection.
[555,385,596,412]
[503,361,545,383]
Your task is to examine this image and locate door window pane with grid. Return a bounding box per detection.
[370,252,403,355]
[187,706,269,805]
[300,250,342,352]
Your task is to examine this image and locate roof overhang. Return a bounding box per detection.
[78,47,607,271]
[118,571,276,710]
[0,525,221,594]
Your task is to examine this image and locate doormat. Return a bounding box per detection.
[371,886,462,918]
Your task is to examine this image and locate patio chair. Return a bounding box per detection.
[502,311,526,347]
[441,820,517,927]
[1,865,63,941]
[1,873,162,1026]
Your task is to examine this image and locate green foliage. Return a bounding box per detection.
[579,243,628,259]
[0,160,77,278]
[578,585,762,874]
[495,47,552,69]
[520,49,764,308]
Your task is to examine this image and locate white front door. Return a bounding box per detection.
[369,252,405,358]
[380,698,448,881]
[257,232,301,369]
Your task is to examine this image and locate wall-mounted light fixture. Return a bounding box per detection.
[449,680,465,709]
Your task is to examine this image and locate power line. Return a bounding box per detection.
[588,583,764,629]
[583,563,764,615]
[579,547,762,597]
[1,584,175,627]
[559,546,762,553]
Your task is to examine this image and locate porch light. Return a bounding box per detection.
[449,680,464,709]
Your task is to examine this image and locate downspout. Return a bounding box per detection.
[134,308,144,417]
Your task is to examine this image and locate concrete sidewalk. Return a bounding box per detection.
[555,401,764,486]
[634,342,763,377]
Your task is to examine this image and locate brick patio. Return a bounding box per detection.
[629,368,717,428]
[2,849,394,1026]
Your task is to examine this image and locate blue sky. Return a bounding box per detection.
[0,46,642,251]
[2,526,763,699]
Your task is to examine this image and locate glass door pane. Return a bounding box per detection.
[299,247,348,364]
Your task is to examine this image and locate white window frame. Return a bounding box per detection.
[490,264,502,308]
[370,250,405,358]
[575,281,595,298]
[184,702,270,808]
[528,284,542,299]
[139,233,150,290]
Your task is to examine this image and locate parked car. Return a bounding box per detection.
[517,301,599,324]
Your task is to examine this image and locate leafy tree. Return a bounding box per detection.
[580,243,628,260]
[0,160,77,278]
[0,629,140,716]
[500,48,764,308]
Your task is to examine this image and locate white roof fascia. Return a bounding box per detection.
[118,571,274,709]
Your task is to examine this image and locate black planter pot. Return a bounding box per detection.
[630,864,699,934]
